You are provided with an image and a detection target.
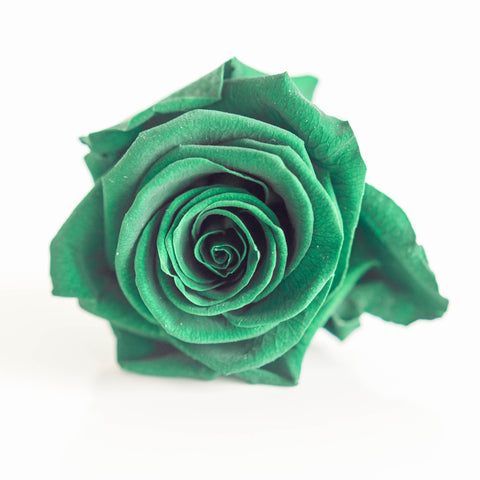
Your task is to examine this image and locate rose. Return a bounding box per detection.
[51,58,448,385]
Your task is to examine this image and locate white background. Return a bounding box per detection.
[1,1,479,478]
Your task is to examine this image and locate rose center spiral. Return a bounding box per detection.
[193,223,247,279]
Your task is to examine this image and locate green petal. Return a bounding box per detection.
[194,230,245,277]
[233,354,302,386]
[50,181,172,343]
[291,75,318,101]
[80,58,316,181]
[327,184,448,335]
[79,282,169,342]
[324,313,361,341]
[50,182,112,299]
[113,326,218,380]
[79,63,228,180]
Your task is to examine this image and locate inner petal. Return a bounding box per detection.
[194,227,246,278]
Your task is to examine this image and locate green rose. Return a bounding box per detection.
[50,58,448,386]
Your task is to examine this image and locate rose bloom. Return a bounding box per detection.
[51,58,447,385]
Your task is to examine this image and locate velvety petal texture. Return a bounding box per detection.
[51,58,448,386]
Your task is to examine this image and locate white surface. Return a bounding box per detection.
[1,0,479,478]
[1,290,478,479]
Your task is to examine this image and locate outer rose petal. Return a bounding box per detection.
[81,58,317,181]
[113,326,218,381]
[325,184,449,339]
[50,183,110,299]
